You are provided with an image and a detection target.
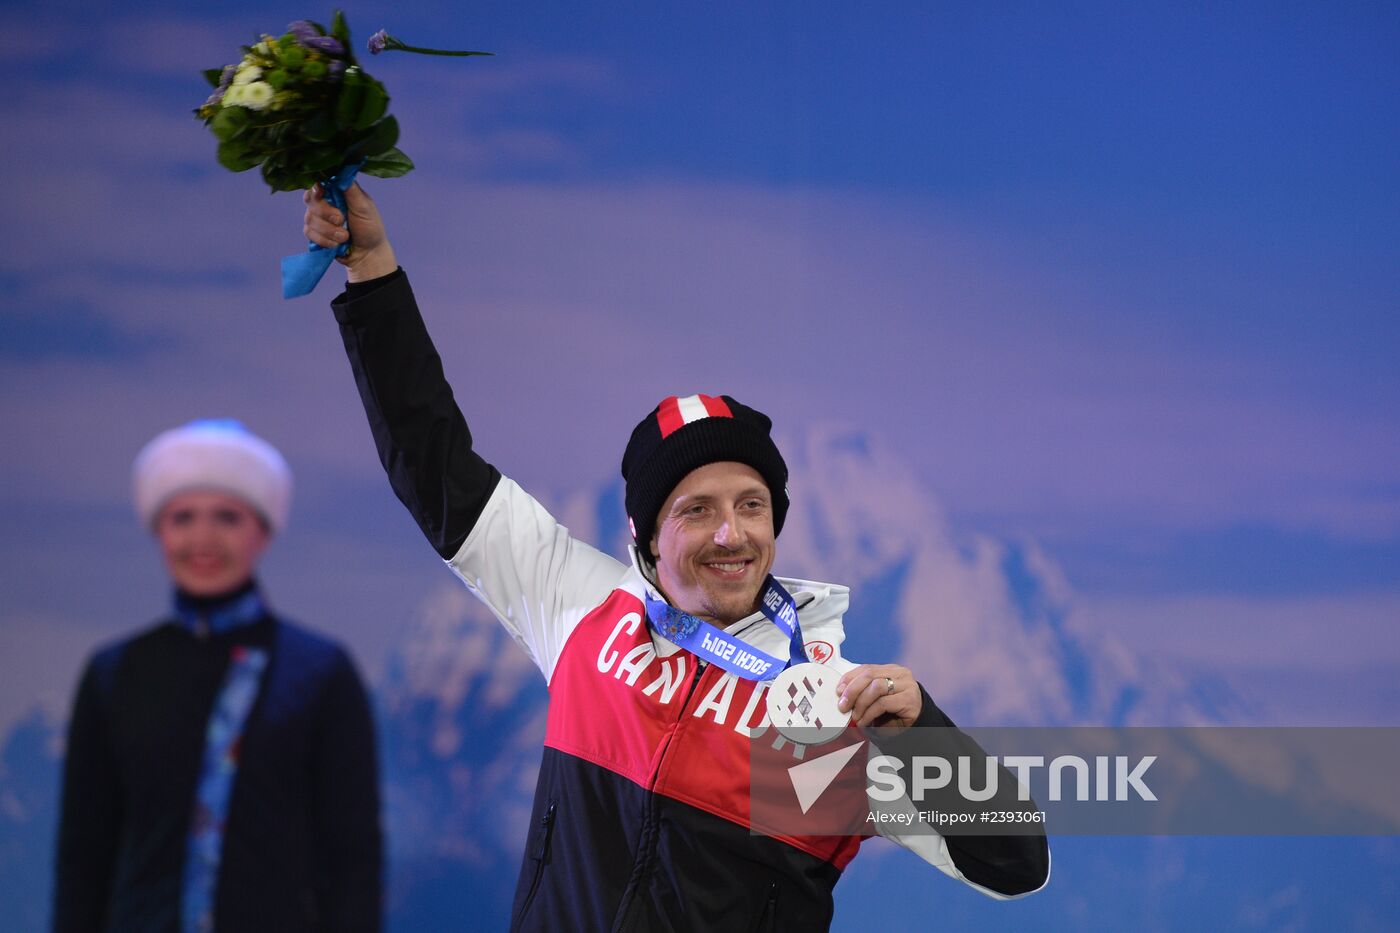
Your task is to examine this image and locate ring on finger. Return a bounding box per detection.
[885,676,895,695]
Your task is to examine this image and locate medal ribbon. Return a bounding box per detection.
[644,575,807,681]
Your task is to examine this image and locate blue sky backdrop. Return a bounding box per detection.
[2,1,1399,929]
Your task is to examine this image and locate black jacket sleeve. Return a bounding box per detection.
[311,650,384,933]
[332,269,500,559]
[870,684,1050,897]
[53,656,123,933]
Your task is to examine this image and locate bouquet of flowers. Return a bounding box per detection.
[197,12,488,193]
[196,11,489,296]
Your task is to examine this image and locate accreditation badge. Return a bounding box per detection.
[767,662,850,746]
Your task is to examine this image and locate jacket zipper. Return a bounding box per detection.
[612,661,709,929]
[649,661,707,788]
[519,800,556,921]
[757,882,777,933]
[613,608,808,929]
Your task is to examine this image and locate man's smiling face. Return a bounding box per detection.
[650,461,776,627]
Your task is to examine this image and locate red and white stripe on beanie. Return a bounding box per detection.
[655,394,734,438]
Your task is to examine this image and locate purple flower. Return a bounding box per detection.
[204,64,236,107]
[286,20,319,43]
[300,35,345,55]
[285,21,345,55]
[328,60,346,77]
[361,31,491,59]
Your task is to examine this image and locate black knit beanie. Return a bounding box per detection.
[621,394,789,556]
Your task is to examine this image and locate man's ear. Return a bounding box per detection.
[650,530,660,562]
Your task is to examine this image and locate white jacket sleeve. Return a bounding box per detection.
[447,476,631,682]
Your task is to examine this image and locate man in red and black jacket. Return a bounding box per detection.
[304,184,1048,932]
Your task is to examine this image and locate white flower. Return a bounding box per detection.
[222,84,247,106]
[237,81,274,111]
[233,64,263,86]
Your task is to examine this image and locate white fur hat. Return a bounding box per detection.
[133,419,293,533]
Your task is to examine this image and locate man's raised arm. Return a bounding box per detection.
[303,183,498,557]
[303,186,626,679]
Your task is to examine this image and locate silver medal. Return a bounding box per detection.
[766,662,850,746]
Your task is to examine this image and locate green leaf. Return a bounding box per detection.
[301,110,338,143]
[353,79,389,131]
[331,10,351,46]
[261,160,312,193]
[361,115,399,157]
[305,146,346,174]
[335,71,366,129]
[203,67,226,88]
[209,106,248,141]
[342,116,396,164]
[217,139,260,172]
[260,161,284,191]
[361,147,414,179]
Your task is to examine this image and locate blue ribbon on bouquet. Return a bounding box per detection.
[280,160,364,299]
[643,575,808,681]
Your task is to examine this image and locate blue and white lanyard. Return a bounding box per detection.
[180,646,268,933]
[644,575,806,681]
